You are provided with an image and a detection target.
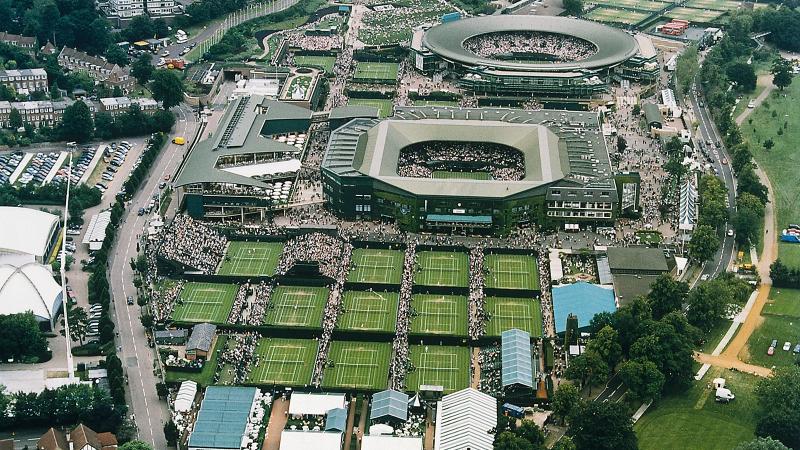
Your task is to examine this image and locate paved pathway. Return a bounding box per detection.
[471,347,480,388]
[342,396,357,450]
[264,397,289,450]
[735,76,774,126]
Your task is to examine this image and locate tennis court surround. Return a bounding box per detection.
[246,338,317,386]
[347,98,393,118]
[584,7,650,25]
[353,62,399,83]
[217,241,284,276]
[414,251,469,288]
[294,55,337,73]
[171,282,238,324]
[348,248,404,284]
[594,0,668,11]
[484,296,543,337]
[264,285,329,328]
[684,0,740,10]
[338,290,399,332]
[322,341,391,390]
[406,345,470,393]
[484,253,540,290]
[664,6,724,22]
[410,294,468,336]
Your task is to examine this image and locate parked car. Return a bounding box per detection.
[767,346,775,356]
[771,339,778,348]
[127,296,134,305]
[783,341,791,351]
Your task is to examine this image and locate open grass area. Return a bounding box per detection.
[347,98,393,118]
[246,337,317,386]
[338,290,399,333]
[684,0,741,10]
[484,253,540,290]
[744,82,800,268]
[410,294,469,336]
[763,287,800,317]
[165,335,227,386]
[595,0,669,11]
[431,171,491,180]
[584,6,650,25]
[353,62,399,83]
[414,251,469,288]
[348,248,404,284]
[744,287,800,368]
[218,241,284,276]
[294,55,337,73]
[664,6,725,22]
[357,0,454,46]
[171,282,238,324]
[484,297,543,337]
[635,230,663,245]
[405,345,471,393]
[263,285,329,328]
[635,367,758,450]
[322,341,391,390]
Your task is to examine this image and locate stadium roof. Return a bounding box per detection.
[325,408,347,432]
[362,435,423,450]
[279,431,342,450]
[552,282,616,333]
[0,206,59,260]
[434,388,496,450]
[329,105,379,121]
[422,15,639,72]
[188,386,257,449]
[289,393,346,416]
[187,323,217,353]
[501,329,534,388]
[0,262,63,326]
[606,247,668,272]
[370,389,408,422]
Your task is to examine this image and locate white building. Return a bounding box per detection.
[0,261,63,329]
[0,68,49,94]
[0,206,60,264]
[434,388,497,450]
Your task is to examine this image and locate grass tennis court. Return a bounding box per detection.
[585,7,650,25]
[348,248,404,284]
[410,294,468,336]
[263,285,329,328]
[217,241,284,276]
[432,171,491,180]
[664,6,724,22]
[684,0,740,10]
[414,251,469,288]
[338,290,399,332]
[322,341,391,390]
[484,297,543,337]
[484,253,540,290]
[246,338,317,386]
[595,0,668,11]
[353,62,399,83]
[294,55,337,73]
[347,98,393,118]
[171,282,238,324]
[406,345,470,393]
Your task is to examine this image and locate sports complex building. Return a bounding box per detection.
[410,15,659,98]
[322,106,640,234]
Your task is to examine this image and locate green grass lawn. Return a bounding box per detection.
[484,297,543,337]
[165,335,227,386]
[348,248,404,284]
[763,287,800,317]
[484,253,540,290]
[246,337,317,386]
[263,286,329,328]
[584,6,650,25]
[353,62,399,83]
[635,367,758,450]
[744,287,800,368]
[664,6,724,22]
[218,241,284,276]
[405,345,471,393]
[410,294,469,336]
[635,230,663,245]
[294,55,337,73]
[338,290,399,333]
[322,341,391,390]
[347,98,393,118]
[414,251,469,288]
[171,282,238,324]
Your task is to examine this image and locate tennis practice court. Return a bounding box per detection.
[264,286,329,328]
[410,294,468,336]
[246,338,317,386]
[484,297,543,337]
[217,241,284,276]
[665,6,724,21]
[347,98,393,118]
[294,55,337,73]
[414,251,469,288]
[406,345,470,393]
[348,248,404,284]
[322,341,391,390]
[338,290,399,332]
[171,282,238,324]
[484,253,540,290]
[353,62,399,82]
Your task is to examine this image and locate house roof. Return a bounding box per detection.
[187,322,216,352]
[434,388,496,450]
[0,206,59,259]
[606,247,668,272]
[37,428,68,450]
[71,423,102,450]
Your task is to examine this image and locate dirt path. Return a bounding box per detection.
[471,347,481,388]
[356,397,368,450]
[342,396,357,450]
[694,352,772,377]
[735,75,774,126]
[424,414,435,450]
[263,397,289,450]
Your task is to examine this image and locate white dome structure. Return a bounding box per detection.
[0,262,63,330]
[0,206,60,263]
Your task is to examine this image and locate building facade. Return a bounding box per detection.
[0,68,49,94]
[57,47,136,94]
[0,32,36,52]
[99,96,159,117]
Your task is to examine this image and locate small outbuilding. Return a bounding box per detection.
[186,323,216,360]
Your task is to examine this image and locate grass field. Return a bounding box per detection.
[484,253,540,290]
[246,338,317,386]
[294,55,336,73]
[171,282,238,324]
[217,241,284,276]
[432,171,491,180]
[635,367,758,449]
[585,6,650,25]
[763,287,800,317]
[338,290,399,332]
[405,345,470,393]
[410,294,468,336]
[484,297,543,337]
[347,98,393,118]
[322,341,391,390]
[263,286,329,328]
[594,0,668,11]
[684,0,740,10]
[353,62,399,83]
[744,287,800,368]
[165,335,226,386]
[414,251,469,288]
[664,6,724,22]
[348,248,404,284]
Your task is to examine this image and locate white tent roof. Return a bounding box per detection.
[0,262,62,324]
[434,388,496,450]
[82,210,112,251]
[362,436,423,450]
[222,159,302,178]
[0,206,59,259]
[279,431,342,450]
[175,380,198,412]
[289,393,346,416]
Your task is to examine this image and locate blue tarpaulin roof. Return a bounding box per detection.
[552,282,616,333]
[188,386,257,449]
[501,329,533,388]
[325,408,348,431]
[370,389,408,422]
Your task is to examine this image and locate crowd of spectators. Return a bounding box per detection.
[311,243,352,386]
[158,215,228,274]
[151,281,185,323]
[226,282,273,326]
[389,244,416,390]
[477,344,502,396]
[468,246,488,339]
[397,141,524,181]
[217,332,259,385]
[463,31,597,63]
[276,232,344,278]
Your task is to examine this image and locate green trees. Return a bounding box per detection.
[60,100,94,143]
[727,62,757,91]
[563,0,584,16]
[675,44,699,98]
[585,326,622,369]
[646,274,689,320]
[119,441,153,450]
[688,224,720,263]
[771,57,794,90]
[0,313,49,362]
[754,366,800,448]
[131,54,155,86]
[551,383,583,425]
[564,350,609,392]
[164,420,179,447]
[686,279,732,331]
[105,44,129,67]
[60,304,88,345]
[698,175,729,229]
[734,437,790,450]
[734,192,765,245]
[493,421,545,450]
[618,359,665,402]
[150,70,184,110]
[569,402,637,450]
[8,107,21,129]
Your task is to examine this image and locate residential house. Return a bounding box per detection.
[0,99,96,128]
[99,96,159,117]
[0,32,36,52]
[57,47,136,94]
[37,424,118,450]
[0,68,49,94]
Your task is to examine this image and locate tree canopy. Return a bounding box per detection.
[569,402,637,450]
[150,69,184,110]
